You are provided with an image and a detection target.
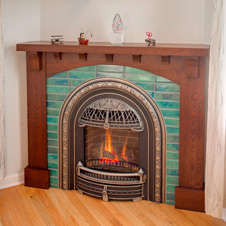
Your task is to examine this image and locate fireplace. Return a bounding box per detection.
[17,41,209,212]
[59,77,166,202]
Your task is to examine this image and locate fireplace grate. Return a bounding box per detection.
[86,159,139,173]
[76,161,146,201]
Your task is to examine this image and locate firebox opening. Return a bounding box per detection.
[85,126,139,173]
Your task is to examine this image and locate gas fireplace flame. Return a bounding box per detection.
[121,136,128,161]
[99,129,128,164]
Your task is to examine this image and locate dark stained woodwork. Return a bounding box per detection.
[105,54,114,62]
[25,166,50,189]
[78,53,87,61]
[17,41,209,211]
[29,52,42,71]
[175,186,205,212]
[161,56,171,65]
[186,59,199,79]
[132,55,141,63]
[53,52,62,61]
[17,41,209,57]
[26,52,49,188]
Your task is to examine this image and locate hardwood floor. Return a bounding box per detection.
[0,185,225,226]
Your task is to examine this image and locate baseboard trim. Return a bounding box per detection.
[0,173,24,189]
[222,208,226,222]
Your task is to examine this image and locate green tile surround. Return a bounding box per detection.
[46,65,180,205]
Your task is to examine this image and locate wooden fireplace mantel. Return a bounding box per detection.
[17,41,209,212]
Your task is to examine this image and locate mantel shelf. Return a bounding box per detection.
[16,41,209,57]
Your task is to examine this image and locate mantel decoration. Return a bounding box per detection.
[145,32,156,46]
[51,35,64,44]
[78,32,89,45]
[111,14,124,45]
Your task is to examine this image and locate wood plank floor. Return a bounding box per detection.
[0,185,225,226]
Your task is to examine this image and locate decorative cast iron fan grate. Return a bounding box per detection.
[79,98,144,131]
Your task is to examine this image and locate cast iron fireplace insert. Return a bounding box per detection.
[58,77,166,202]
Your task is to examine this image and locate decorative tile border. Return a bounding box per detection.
[46,65,180,205]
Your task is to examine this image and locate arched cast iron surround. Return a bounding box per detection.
[59,77,166,203]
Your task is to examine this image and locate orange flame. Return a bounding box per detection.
[121,136,128,161]
[99,129,128,164]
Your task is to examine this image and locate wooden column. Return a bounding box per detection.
[175,57,205,212]
[24,51,50,189]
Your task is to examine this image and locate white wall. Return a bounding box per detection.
[40,0,213,44]
[0,0,40,188]
[0,0,213,188]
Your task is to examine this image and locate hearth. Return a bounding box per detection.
[59,77,166,202]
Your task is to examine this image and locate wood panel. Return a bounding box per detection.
[17,41,209,56]
[175,186,205,212]
[26,52,50,188]
[0,185,225,226]
[178,57,205,189]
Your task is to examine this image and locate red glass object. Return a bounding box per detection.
[78,38,89,45]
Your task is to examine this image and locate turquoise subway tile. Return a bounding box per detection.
[166,176,179,184]
[167,135,179,143]
[69,79,87,86]
[47,78,68,86]
[47,132,58,139]
[47,101,63,109]
[155,84,180,92]
[72,65,95,71]
[125,67,151,74]
[97,65,123,73]
[167,152,179,160]
[47,116,58,124]
[50,184,59,188]
[52,71,68,78]
[48,162,58,169]
[166,184,176,193]
[47,124,58,132]
[48,154,58,162]
[47,86,68,94]
[161,109,180,118]
[48,139,58,147]
[47,94,67,101]
[155,93,180,101]
[167,168,179,176]
[50,177,58,184]
[69,71,95,79]
[166,193,175,201]
[135,83,154,91]
[125,74,154,82]
[96,72,123,78]
[50,169,58,177]
[69,86,75,92]
[164,118,180,127]
[148,91,154,98]
[155,76,172,83]
[156,101,180,109]
[47,108,60,116]
[167,160,179,168]
[166,127,179,135]
[167,143,179,151]
[48,147,58,154]
[166,200,175,205]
